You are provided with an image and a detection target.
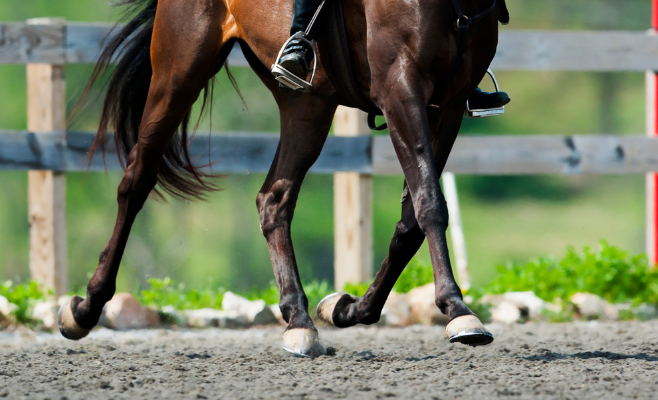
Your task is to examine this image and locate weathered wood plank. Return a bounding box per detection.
[493,30,658,71]
[0,22,64,64]
[374,135,658,175]
[64,23,249,66]
[5,132,658,175]
[65,23,114,64]
[4,23,658,71]
[0,131,372,173]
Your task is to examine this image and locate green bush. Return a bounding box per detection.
[137,277,225,310]
[0,280,48,324]
[481,241,658,307]
[393,260,434,293]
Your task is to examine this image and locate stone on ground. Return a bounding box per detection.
[32,301,59,330]
[491,300,522,324]
[482,291,549,322]
[0,295,17,319]
[570,292,619,320]
[185,308,248,328]
[407,283,449,325]
[382,292,412,326]
[98,293,160,330]
[159,305,187,326]
[270,304,286,325]
[222,292,277,325]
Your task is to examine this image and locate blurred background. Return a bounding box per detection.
[0,0,650,293]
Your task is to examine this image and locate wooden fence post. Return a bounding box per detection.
[333,107,372,290]
[26,18,67,297]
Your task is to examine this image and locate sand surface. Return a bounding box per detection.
[1,320,657,399]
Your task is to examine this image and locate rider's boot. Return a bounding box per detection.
[274,0,324,96]
[277,39,315,97]
[467,87,511,110]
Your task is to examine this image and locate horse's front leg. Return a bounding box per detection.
[256,96,336,357]
[324,59,491,345]
[318,105,464,327]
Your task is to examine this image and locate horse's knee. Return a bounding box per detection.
[257,179,295,236]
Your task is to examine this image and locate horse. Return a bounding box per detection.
[57,0,510,357]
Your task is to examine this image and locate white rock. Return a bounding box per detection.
[570,293,619,320]
[491,300,522,324]
[221,291,277,325]
[382,292,412,326]
[185,308,248,328]
[32,301,59,330]
[482,291,547,319]
[270,304,286,325]
[407,283,449,325]
[0,295,17,318]
[98,293,160,330]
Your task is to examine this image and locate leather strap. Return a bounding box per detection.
[323,0,382,117]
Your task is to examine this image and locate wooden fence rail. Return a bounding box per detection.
[2,131,658,175]
[2,19,657,295]
[3,22,658,71]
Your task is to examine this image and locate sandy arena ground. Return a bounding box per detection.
[0,320,657,399]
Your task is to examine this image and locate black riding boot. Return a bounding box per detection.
[468,87,511,110]
[276,0,324,96]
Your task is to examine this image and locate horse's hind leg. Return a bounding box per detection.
[256,97,336,357]
[58,3,229,339]
[317,106,462,327]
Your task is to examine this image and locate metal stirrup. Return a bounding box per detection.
[271,32,318,92]
[271,0,326,92]
[465,69,506,119]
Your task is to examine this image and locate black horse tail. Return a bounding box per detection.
[82,0,219,200]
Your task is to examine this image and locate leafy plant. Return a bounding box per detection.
[343,282,370,297]
[138,277,225,310]
[244,281,279,305]
[393,260,434,293]
[480,241,658,307]
[0,280,49,324]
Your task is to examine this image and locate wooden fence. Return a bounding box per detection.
[2,18,658,295]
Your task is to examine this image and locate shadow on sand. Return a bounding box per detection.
[522,350,658,362]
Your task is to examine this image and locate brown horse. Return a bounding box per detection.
[58,0,510,356]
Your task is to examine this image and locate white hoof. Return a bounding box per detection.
[282,328,325,357]
[445,315,493,347]
[57,296,91,340]
[316,292,356,326]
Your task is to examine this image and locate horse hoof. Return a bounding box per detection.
[58,296,91,340]
[282,328,325,358]
[445,315,493,347]
[316,292,356,326]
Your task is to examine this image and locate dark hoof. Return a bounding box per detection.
[445,315,493,347]
[58,296,91,340]
[316,292,356,327]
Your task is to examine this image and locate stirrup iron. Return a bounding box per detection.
[466,69,505,118]
[271,32,318,93]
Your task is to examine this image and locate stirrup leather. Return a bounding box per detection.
[271,32,318,93]
[466,69,505,118]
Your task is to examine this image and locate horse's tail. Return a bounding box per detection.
[83,0,219,200]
